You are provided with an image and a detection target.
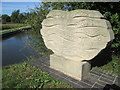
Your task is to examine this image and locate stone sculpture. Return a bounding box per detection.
[41,9,114,80]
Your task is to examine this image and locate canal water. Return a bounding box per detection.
[2,31,42,66]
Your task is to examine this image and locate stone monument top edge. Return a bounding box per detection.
[46,9,104,18]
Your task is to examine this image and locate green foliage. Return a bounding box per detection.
[18,13,26,23]
[2,14,11,24]
[104,12,120,55]
[11,10,20,23]
[25,3,50,34]
[2,10,29,24]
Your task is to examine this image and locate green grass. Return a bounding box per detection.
[0,26,31,34]
[95,55,120,74]
[2,24,27,30]
[2,57,72,88]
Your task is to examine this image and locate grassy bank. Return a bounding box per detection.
[0,26,31,34]
[2,24,27,30]
[2,57,71,88]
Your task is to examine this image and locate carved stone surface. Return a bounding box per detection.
[41,9,114,80]
[41,9,114,61]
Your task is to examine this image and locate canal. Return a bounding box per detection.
[2,30,44,66]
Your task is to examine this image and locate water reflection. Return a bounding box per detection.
[2,31,40,66]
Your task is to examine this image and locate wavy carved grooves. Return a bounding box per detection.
[44,24,59,27]
[41,10,114,61]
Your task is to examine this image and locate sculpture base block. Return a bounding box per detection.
[50,54,91,80]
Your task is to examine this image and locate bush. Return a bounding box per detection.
[104,12,120,55]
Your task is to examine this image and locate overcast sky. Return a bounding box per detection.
[2,2,41,16]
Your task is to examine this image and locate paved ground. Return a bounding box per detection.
[28,56,120,89]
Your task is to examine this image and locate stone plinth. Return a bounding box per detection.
[41,9,114,80]
[50,54,91,80]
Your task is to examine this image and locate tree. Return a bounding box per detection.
[26,3,50,33]
[18,13,26,23]
[2,14,11,24]
[11,10,20,23]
